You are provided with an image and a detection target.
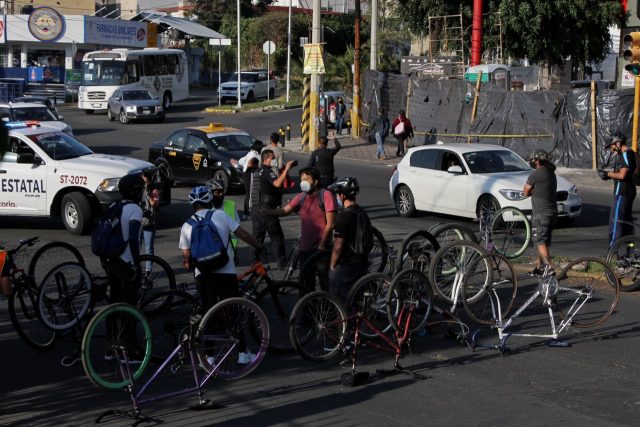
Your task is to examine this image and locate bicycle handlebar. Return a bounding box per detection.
[8,236,38,255]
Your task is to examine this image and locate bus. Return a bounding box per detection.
[78,48,188,113]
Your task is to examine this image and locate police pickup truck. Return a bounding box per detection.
[0,122,156,235]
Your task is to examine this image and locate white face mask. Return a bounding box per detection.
[270,159,278,169]
[337,196,344,208]
[300,180,312,193]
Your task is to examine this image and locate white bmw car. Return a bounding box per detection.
[389,144,582,220]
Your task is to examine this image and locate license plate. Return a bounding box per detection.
[558,203,564,213]
[92,103,102,108]
[143,110,151,115]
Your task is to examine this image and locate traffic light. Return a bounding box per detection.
[624,32,640,75]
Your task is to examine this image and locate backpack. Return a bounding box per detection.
[349,207,374,257]
[630,150,640,186]
[91,201,131,259]
[394,120,405,136]
[187,210,229,273]
[297,188,338,213]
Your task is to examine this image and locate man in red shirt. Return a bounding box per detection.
[265,167,336,292]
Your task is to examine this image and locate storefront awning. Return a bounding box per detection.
[133,12,227,40]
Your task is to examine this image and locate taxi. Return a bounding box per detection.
[147,122,255,192]
[0,121,155,235]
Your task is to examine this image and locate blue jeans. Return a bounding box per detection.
[336,116,345,134]
[375,132,385,158]
[142,228,155,272]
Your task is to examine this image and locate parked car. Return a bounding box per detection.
[12,96,59,118]
[219,71,276,103]
[389,143,582,220]
[0,102,73,135]
[107,89,164,124]
[148,123,256,193]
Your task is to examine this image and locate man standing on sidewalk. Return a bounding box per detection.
[370,107,390,160]
[307,130,341,188]
[335,96,347,135]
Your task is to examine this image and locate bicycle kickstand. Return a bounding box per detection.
[376,355,428,381]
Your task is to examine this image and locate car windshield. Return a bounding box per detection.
[123,90,152,101]
[228,73,258,83]
[208,134,254,152]
[81,60,125,86]
[463,150,531,173]
[12,107,57,122]
[27,132,93,160]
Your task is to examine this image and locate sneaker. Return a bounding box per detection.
[528,266,544,277]
[237,351,256,364]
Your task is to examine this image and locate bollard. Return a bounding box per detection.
[346,120,351,135]
[286,123,291,142]
[278,126,285,146]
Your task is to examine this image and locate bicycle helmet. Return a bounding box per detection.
[118,173,145,202]
[189,185,213,206]
[328,176,360,198]
[611,131,627,146]
[528,150,550,163]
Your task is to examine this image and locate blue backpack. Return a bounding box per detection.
[91,201,131,259]
[187,210,229,273]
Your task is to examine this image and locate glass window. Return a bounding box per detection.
[27,132,92,160]
[166,130,188,149]
[410,149,438,170]
[463,150,530,174]
[167,54,179,74]
[4,137,33,162]
[143,55,157,76]
[440,151,464,172]
[0,107,11,120]
[124,59,140,84]
[12,107,57,122]
[186,134,208,152]
[122,90,152,101]
[157,55,168,75]
[81,60,125,86]
[209,134,254,152]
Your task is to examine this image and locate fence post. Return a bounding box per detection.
[591,80,597,170]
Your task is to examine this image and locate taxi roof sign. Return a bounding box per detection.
[207,122,225,131]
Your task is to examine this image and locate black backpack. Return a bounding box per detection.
[91,201,131,259]
[630,150,640,186]
[349,206,373,256]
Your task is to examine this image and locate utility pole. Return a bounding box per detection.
[236,0,242,109]
[352,0,361,137]
[286,0,292,102]
[309,0,321,150]
[370,0,377,70]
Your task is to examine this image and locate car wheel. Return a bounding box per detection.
[107,108,115,121]
[61,192,91,235]
[269,88,275,99]
[246,91,254,103]
[84,110,94,115]
[156,113,165,123]
[119,109,129,124]
[162,92,172,109]
[209,170,229,194]
[477,195,500,223]
[220,97,227,105]
[395,185,416,217]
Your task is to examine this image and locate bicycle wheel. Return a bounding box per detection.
[280,242,300,283]
[345,273,393,338]
[605,235,640,292]
[37,262,93,331]
[398,230,440,273]
[489,207,531,258]
[289,291,348,363]
[462,253,518,325]
[429,223,479,246]
[253,279,301,353]
[385,269,433,334]
[9,282,57,351]
[195,297,269,380]
[554,257,620,328]
[298,250,331,293]
[28,241,85,287]
[137,255,177,312]
[81,303,152,390]
[429,240,490,305]
[140,290,199,361]
[368,226,389,273]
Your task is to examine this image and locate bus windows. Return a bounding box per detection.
[143,55,157,76]
[124,59,140,84]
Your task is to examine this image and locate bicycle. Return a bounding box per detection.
[465,257,620,353]
[288,269,433,385]
[605,223,640,292]
[81,296,269,424]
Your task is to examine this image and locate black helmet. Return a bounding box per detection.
[611,132,627,146]
[118,173,145,201]
[328,176,359,198]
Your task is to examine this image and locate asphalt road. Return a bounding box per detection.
[1,94,639,426]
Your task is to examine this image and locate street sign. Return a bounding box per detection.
[263,41,276,55]
[303,43,325,74]
[209,38,232,46]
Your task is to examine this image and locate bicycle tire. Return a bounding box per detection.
[81,303,152,390]
[398,230,440,273]
[462,253,518,325]
[554,257,620,328]
[28,241,85,288]
[428,240,491,305]
[289,291,348,363]
[195,297,269,380]
[489,207,531,258]
[297,250,331,293]
[281,241,300,283]
[137,254,177,313]
[368,226,389,274]
[140,290,199,361]
[385,269,434,334]
[37,262,93,331]
[429,223,479,246]
[8,282,57,351]
[345,273,393,338]
[253,279,302,353]
[605,235,640,292]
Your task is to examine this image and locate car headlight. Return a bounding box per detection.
[155,105,163,112]
[499,189,526,201]
[125,105,136,112]
[97,178,120,192]
[569,184,578,195]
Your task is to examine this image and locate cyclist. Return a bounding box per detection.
[179,185,263,312]
[523,150,557,276]
[327,177,373,301]
[141,168,161,275]
[307,130,341,188]
[264,167,337,292]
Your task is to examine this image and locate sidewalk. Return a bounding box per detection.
[282,135,611,191]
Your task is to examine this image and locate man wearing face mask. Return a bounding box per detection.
[598,132,637,247]
[251,149,296,267]
[265,167,337,292]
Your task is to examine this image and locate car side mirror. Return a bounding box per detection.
[447,165,463,174]
[17,153,42,165]
[195,147,208,155]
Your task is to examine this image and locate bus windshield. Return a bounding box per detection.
[81,60,125,86]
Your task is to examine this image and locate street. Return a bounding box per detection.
[1,94,639,426]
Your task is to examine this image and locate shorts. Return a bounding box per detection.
[531,214,557,246]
